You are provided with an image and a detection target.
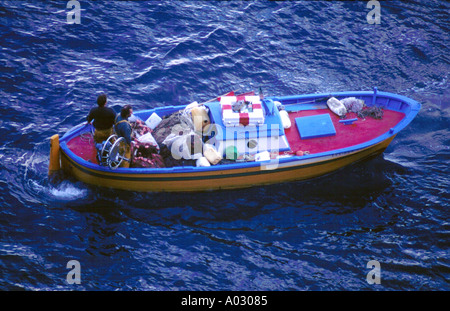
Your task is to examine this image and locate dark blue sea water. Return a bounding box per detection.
[0,0,448,292]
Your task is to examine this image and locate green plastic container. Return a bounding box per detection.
[225,145,238,160]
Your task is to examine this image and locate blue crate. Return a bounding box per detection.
[295,114,336,139]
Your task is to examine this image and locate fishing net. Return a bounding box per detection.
[357,106,384,119]
[341,97,365,113]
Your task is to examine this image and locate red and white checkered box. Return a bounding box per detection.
[220,95,265,127]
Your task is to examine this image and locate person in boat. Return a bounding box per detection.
[86,94,116,144]
[114,104,133,168]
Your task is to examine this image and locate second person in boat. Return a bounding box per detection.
[114,104,133,168]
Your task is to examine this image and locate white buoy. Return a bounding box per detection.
[274,101,291,129]
[327,97,347,117]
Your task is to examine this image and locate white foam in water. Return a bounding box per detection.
[29,178,88,201]
[30,180,45,193]
[49,182,87,200]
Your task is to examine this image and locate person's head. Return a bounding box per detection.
[97,94,107,107]
[120,105,133,118]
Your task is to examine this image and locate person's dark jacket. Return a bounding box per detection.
[86,106,116,130]
[114,114,132,145]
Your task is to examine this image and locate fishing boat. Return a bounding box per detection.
[49,88,420,192]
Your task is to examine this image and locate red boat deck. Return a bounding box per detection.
[66,133,98,164]
[284,109,405,154]
[66,108,406,163]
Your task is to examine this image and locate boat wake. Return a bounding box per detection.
[48,181,88,200]
[29,179,88,201]
[14,141,90,202]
